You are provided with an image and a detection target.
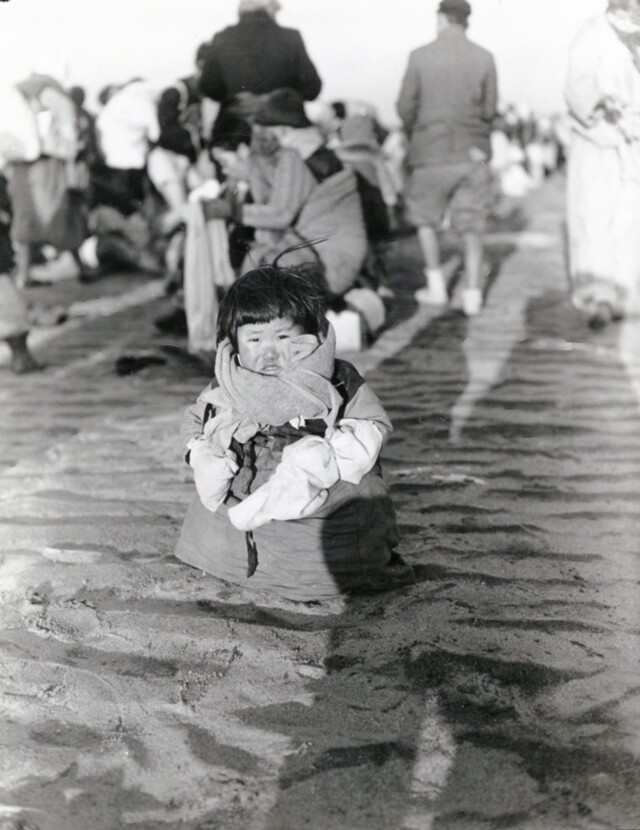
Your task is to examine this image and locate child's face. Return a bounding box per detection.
[236,317,306,375]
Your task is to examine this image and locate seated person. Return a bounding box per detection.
[175,260,414,601]
[202,88,368,297]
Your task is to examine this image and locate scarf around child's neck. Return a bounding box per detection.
[200,324,342,452]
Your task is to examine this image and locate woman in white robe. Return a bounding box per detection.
[565,0,640,327]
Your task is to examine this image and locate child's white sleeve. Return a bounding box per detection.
[188,436,239,514]
[327,419,384,485]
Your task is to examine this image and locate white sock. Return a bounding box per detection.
[424,268,447,298]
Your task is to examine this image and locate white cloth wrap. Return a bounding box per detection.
[228,421,384,532]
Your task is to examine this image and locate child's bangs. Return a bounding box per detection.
[234,287,308,327]
[217,264,329,345]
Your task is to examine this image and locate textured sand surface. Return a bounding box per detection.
[2,178,640,829]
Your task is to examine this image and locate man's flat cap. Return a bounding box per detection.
[438,0,472,18]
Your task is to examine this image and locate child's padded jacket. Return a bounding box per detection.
[175,359,400,601]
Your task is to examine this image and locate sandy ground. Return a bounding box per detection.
[2,177,640,830]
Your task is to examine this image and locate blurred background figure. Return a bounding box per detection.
[94,77,159,216]
[490,113,534,198]
[91,77,163,274]
[333,112,397,295]
[565,0,640,329]
[6,68,88,288]
[0,173,39,372]
[200,0,322,148]
[203,88,367,295]
[396,0,498,317]
[147,42,212,237]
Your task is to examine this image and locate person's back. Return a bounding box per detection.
[200,1,321,106]
[96,79,159,171]
[397,13,496,167]
[396,0,498,317]
[200,0,321,150]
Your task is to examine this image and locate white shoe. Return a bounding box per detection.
[415,286,448,305]
[30,251,80,283]
[377,285,395,300]
[415,268,448,305]
[462,288,483,316]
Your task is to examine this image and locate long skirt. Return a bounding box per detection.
[8,157,87,251]
[567,135,640,316]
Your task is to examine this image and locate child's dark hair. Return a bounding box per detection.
[217,262,330,349]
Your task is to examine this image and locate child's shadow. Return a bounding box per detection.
[245,575,447,830]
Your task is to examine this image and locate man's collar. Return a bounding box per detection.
[438,24,467,38]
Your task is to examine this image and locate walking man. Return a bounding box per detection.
[396,0,498,315]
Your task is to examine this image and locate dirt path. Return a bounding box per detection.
[2,177,640,830]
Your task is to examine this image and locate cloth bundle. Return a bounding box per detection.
[183,197,234,354]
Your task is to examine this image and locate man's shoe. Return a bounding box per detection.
[415,286,448,305]
[462,288,483,316]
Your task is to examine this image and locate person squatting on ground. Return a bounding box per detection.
[202,88,368,297]
[565,0,640,329]
[396,0,498,316]
[91,77,175,276]
[175,261,415,601]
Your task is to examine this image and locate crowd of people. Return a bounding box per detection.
[0,0,571,376]
[1,0,637,597]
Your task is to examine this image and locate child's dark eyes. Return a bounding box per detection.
[277,334,290,340]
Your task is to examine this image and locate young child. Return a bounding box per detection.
[175,261,414,601]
